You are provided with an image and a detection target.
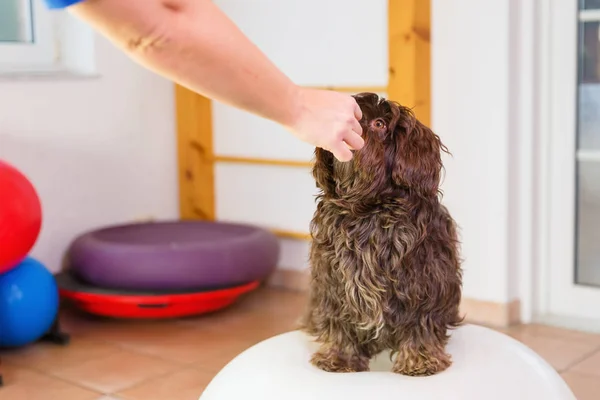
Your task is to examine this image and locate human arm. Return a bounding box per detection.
[45,0,364,161]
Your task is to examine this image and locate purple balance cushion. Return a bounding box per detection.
[66,220,280,291]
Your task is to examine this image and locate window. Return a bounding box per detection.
[0,0,95,75]
[0,0,33,42]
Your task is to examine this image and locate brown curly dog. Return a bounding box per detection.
[300,92,463,377]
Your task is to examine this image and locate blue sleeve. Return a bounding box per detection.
[44,0,86,9]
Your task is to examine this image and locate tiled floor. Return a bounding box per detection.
[0,287,598,399]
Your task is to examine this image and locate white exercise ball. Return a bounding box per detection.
[199,324,576,400]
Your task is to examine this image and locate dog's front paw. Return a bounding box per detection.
[392,351,451,377]
[310,350,370,373]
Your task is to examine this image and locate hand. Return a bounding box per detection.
[286,87,364,162]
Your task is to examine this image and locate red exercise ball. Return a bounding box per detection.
[0,160,42,273]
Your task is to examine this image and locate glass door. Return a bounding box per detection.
[577,0,600,288]
[546,0,600,323]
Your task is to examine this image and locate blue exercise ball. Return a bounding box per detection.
[0,257,59,348]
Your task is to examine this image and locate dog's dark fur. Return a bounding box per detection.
[300,93,463,376]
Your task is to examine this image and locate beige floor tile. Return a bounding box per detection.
[570,349,600,377]
[118,368,214,400]
[189,306,302,340]
[58,307,135,338]
[1,336,123,374]
[52,349,180,394]
[561,371,600,400]
[178,288,305,330]
[117,328,255,366]
[209,315,299,344]
[509,334,598,371]
[507,323,600,347]
[177,306,268,332]
[59,307,200,341]
[232,288,307,316]
[0,363,100,400]
[72,319,198,345]
[95,327,197,352]
[190,340,256,374]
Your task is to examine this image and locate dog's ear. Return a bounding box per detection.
[312,147,336,195]
[391,116,446,197]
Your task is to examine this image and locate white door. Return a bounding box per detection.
[546,0,600,323]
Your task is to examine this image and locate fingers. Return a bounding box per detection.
[353,100,363,121]
[331,142,354,162]
[331,104,364,162]
[350,116,363,137]
[331,124,363,162]
[344,130,364,152]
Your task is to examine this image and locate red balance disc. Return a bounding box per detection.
[56,272,260,319]
[0,160,42,273]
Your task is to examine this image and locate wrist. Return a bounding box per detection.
[277,84,304,131]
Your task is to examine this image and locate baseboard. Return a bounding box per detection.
[459,298,521,328]
[267,269,522,328]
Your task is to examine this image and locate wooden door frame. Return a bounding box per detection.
[174,0,431,239]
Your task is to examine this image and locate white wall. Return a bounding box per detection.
[432,0,528,306]
[0,35,179,273]
[212,0,388,272]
